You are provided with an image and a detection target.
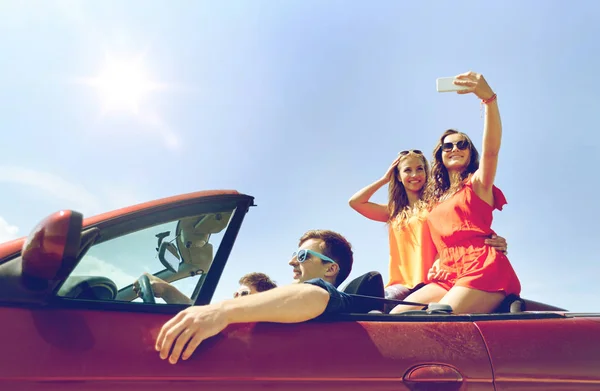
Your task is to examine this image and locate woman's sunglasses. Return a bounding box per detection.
[399,149,423,156]
[442,140,469,152]
[292,249,337,264]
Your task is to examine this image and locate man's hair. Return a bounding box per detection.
[298,230,354,287]
[238,272,277,292]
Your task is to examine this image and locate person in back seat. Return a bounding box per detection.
[133,272,277,304]
[390,71,521,315]
[349,150,508,301]
[233,272,277,298]
[154,229,365,365]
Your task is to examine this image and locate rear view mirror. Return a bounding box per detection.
[21,210,83,290]
[158,241,180,273]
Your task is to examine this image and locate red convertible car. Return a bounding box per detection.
[0,190,599,390]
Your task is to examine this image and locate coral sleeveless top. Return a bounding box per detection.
[426,181,521,295]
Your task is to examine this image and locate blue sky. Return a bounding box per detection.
[1,1,599,311]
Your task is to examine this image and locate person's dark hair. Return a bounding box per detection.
[238,272,277,292]
[425,129,480,203]
[298,230,354,287]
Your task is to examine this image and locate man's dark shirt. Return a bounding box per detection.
[303,278,363,314]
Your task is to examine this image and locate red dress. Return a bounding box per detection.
[426,180,521,295]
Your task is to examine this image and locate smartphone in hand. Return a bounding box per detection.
[436,77,469,93]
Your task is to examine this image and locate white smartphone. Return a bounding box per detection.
[436,76,469,93]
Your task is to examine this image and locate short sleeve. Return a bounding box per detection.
[303,278,355,314]
[492,185,507,211]
[466,176,508,211]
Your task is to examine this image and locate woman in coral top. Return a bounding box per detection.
[349,149,507,300]
[391,71,521,314]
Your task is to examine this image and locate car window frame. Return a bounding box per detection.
[46,195,253,313]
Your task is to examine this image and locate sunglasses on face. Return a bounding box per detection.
[399,149,423,156]
[292,249,337,264]
[234,290,251,298]
[442,140,469,152]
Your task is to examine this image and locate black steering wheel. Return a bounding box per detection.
[137,274,156,304]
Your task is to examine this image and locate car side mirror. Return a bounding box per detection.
[21,210,83,291]
[158,241,180,273]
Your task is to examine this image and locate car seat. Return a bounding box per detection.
[494,294,526,313]
[341,271,385,312]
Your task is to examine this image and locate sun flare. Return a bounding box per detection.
[83,54,160,115]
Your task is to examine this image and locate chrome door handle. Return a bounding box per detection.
[404,364,463,390]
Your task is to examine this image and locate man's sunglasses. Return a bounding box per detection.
[399,149,423,156]
[292,249,337,264]
[442,140,469,152]
[234,290,251,298]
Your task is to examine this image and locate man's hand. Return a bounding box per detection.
[154,283,331,364]
[133,273,170,298]
[485,234,508,254]
[133,273,192,304]
[156,303,229,364]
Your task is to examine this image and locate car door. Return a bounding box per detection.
[0,192,495,391]
[0,311,495,391]
[475,315,600,390]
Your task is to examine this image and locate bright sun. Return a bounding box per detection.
[83,55,160,115]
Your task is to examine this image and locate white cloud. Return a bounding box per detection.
[0,165,102,214]
[0,216,19,244]
[0,165,148,216]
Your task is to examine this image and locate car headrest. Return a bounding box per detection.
[58,276,118,300]
[342,271,385,312]
[495,294,525,313]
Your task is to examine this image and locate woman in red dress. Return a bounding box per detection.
[391,71,521,314]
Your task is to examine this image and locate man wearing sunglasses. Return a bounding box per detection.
[154,229,360,365]
[234,272,277,298]
[134,271,277,304]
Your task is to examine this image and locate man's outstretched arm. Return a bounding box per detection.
[156,283,331,364]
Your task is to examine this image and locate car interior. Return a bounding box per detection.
[56,211,233,303]
[340,271,567,314]
[52,208,567,316]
